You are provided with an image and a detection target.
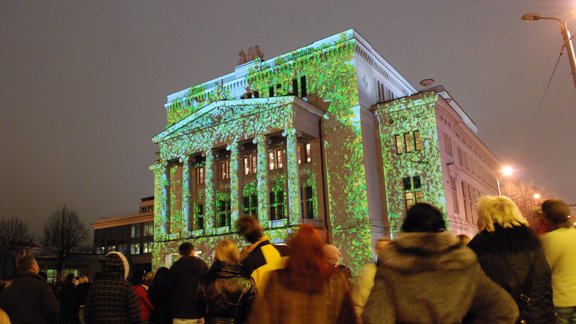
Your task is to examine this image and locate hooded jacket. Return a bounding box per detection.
[363,232,519,324]
[197,261,256,324]
[170,255,209,319]
[85,252,140,323]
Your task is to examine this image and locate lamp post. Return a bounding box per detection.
[496,166,514,196]
[521,12,576,90]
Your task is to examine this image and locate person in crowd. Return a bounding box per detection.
[248,224,357,324]
[237,215,289,292]
[540,198,576,323]
[352,238,390,319]
[84,251,140,323]
[60,273,81,324]
[77,276,90,324]
[324,244,352,281]
[468,195,555,323]
[170,242,209,324]
[457,234,471,245]
[363,203,519,324]
[148,267,172,324]
[0,254,60,323]
[132,270,154,323]
[0,307,10,324]
[143,271,154,288]
[197,239,256,324]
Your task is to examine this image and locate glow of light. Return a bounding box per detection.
[501,166,513,177]
[533,193,541,200]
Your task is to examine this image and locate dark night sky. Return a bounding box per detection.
[1,0,575,236]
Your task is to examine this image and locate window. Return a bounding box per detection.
[269,86,274,97]
[131,243,141,255]
[300,76,307,97]
[195,204,204,230]
[196,167,205,184]
[444,133,453,156]
[243,194,258,216]
[298,143,312,164]
[220,160,230,180]
[243,156,250,175]
[450,176,459,214]
[291,79,299,96]
[143,241,153,254]
[270,190,286,221]
[144,222,153,237]
[395,135,404,154]
[404,133,414,153]
[414,131,423,151]
[118,244,129,255]
[131,224,141,238]
[462,182,470,221]
[301,186,315,219]
[96,246,105,255]
[140,205,153,213]
[217,196,231,227]
[403,175,424,210]
[251,155,257,174]
[268,149,284,170]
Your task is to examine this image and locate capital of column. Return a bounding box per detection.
[282,127,297,137]
[252,134,267,145]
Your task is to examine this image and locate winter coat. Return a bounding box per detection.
[170,255,209,319]
[469,225,556,323]
[363,232,519,324]
[541,227,576,307]
[240,236,289,292]
[133,284,154,321]
[248,269,357,324]
[85,252,140,324]
[60,281,81,323]
[148,276,172,324]
[197,261,256,324]
[0,271,60,324]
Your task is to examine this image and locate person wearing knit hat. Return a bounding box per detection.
[541,198,576,322]
[84,252,140,323]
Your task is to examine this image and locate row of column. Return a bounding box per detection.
[155,129,302,238]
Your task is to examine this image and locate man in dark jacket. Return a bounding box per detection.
[170,242,209,323]
[0,254,60,323]
[84,251,140,323]
[237,216,289,292]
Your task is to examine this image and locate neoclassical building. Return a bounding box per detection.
[150,29,500,272]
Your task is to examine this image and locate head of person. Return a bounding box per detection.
[476,195,528,232]
[16,254,39,274]
[401,203,446,233]
[78,275,89,284]
[285,224,330,293]
[102,251,130,280]
[541,198,572,229]
[178,242,195,257]
[65,273,75,284]
[152,267,171,288]
[214,239,241,266]
[131,270,145,285]
[236,215,263,244]
[323,244,341,266]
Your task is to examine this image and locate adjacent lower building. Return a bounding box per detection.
[150,29,501,273]
[91,197,155,274]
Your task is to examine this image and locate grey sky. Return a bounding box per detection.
[1,0,574,236]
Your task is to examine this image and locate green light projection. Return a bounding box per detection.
[151,31,374,273]
[375,93,448,236]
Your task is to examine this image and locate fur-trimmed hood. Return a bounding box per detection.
[380,232,477,273]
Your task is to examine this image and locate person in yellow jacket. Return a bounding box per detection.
[237,216,289,293]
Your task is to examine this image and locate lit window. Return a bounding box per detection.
[196,167,205,184]
[404,192,414,210]
[297,145,302,164]
[143,242,153,254]
[395,135,404,154]
[144,222,153,237]
[414,131,423,151]
[131,243,140,255]
[305,143,311,163]
[243,156,250,175]
[251,155,257,174]
[220,160,230,180]
[276,150,283,169]
[404,133,414,153]
[268,151,275,170]
[131,224,141,238]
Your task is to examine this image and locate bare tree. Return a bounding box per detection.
[0,218,33,251]
[42,206,89,279]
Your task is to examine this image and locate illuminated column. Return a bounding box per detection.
[228,142,240,226]
[162,162,171,235]
[181,155,191,237]
[204,149,215,230]
[149,163,165,239]
[255,134,269,226]
[285,128,301,225]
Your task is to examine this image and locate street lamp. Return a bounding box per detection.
[496,166,514,196]
[533,193,542,200]
[521,12,576,90]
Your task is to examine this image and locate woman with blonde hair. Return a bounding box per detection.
[197,239,256,324]
[468,195,555,323]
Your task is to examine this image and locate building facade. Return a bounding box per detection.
[91,197,155,274]
[150,29,500,273]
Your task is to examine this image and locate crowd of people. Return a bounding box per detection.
[0,196,574,324]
